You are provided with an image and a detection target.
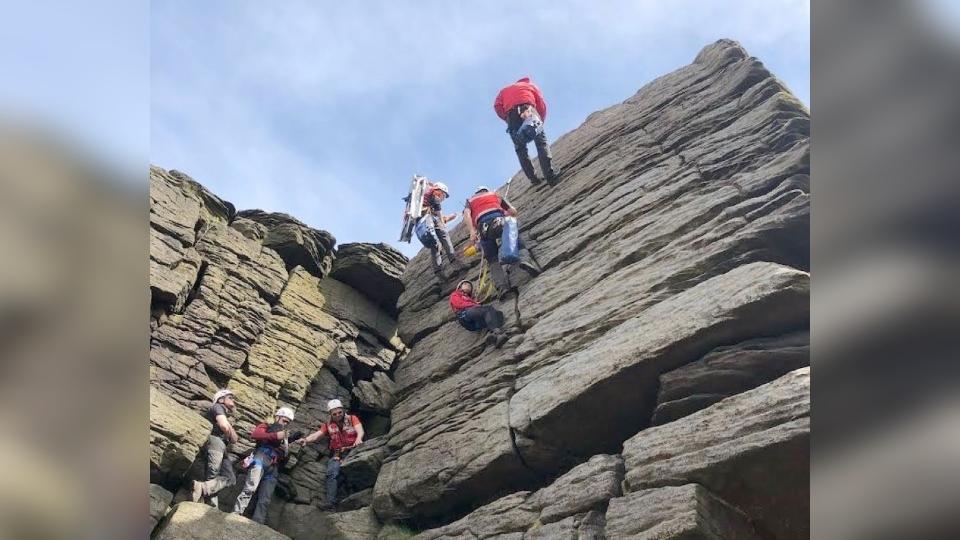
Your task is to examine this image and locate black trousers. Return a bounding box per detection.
[458,305,504,332]
[507,104,555,181]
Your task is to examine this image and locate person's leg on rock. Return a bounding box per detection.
[233,462,263,516]
[534,129,560,184]
[507,107,540,184]
[251,470,278,524]
[433,214,460,271]
[194,436,232,506]
[517,235,542,277]
[322,457,341,509]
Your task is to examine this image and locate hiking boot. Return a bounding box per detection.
[318,501,334,511]
[190,480,204,503]
[528,176,542,186]
[519,260,541,277]
[497,287,517,302]
[546,168,563,186]
[494,332,509,349]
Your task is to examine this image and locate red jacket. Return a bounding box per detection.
[494,77,547,121]
[449,290,480,312]
[250,422,286,464]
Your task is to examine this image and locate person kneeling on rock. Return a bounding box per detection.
[450,279,509,348]
[233,407,301,524]
[295,399,364,510]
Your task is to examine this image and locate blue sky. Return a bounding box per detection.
[150,1,810,259]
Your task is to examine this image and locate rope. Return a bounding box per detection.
[475,255,495,303]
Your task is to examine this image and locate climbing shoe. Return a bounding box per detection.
[546,168,563,186]
[490,330,509,349]
[497,287,517,302]
[190,480,203,502]
[318,501,334,511]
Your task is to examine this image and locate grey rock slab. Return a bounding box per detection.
[150,483,174,532]
[342,437,390,493]
[320,278,399,347]
[413,455,623,539]
[149,386,210,484]
[604,484,759,539]
[331,242,408,315]
[509,262,809,473]
[354,372,397,416]
[238,209,336,278]
[324,507,384,540]
[153,502,291,540]
[653,331,809,424]
[622,368,809,540]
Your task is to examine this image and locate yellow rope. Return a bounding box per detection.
[475,250,497,303]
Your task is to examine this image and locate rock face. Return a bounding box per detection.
[622,368,810,540]
[149,386,210,487]
[149,164,408,515]
[414,454,623,539]
[149,38,809,540]
[331,243,407,316]
[154,502,291,540]
[373,38,809,529]
[150,484,174,533]
[237,209,337,278]
[272,505,382,540]
[605,484,760,539]
[652,331,809,424]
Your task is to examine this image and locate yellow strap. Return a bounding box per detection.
[475,248,497,303]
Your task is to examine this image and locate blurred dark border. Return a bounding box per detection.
[813,0,960,538]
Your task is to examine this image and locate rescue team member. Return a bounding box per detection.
[463,186,541,300]
[494,77,561,186]
[232,407,300,524]
[191,389,238,507]
[296,399,364,510]
[418,181,462,278]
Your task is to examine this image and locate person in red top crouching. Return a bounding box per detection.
[296,399,364,510]
[449,280,509,348]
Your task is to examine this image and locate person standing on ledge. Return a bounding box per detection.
[494,76,562,186]
[191,389,238,507]
[296,399,364,510]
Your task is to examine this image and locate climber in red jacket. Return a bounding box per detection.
[494,77,561,186]
[450,280,509,348]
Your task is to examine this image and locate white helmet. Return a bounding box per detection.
[275,407,295,421]
[327,399,344,412]
[475,186,490,193]
[433,182,450,197]
[212,389,234,403]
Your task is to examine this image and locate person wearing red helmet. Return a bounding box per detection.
[493,77,562,186]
